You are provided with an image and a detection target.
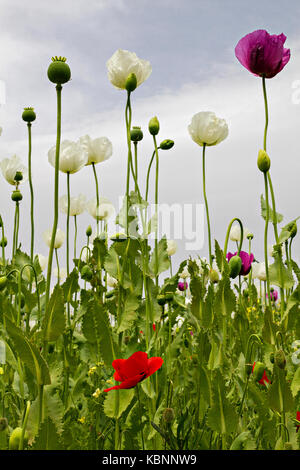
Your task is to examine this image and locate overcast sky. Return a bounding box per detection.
[1,0,300,275]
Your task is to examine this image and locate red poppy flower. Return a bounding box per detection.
[104,351,163,392]
[296,411,300,433]
[152,323,156,332]
[252,362,270,386]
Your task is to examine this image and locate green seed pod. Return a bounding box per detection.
[0,276,7,291]
[163,408,175,423]
[22,107,36,123]
[86,225,92,237]
[245,363,253,376]
[274,349,286,369]
[209,269,219,284]
[257,149,271,173]
[148,116,160,136]
[0,417,8,432]
[11,190,23,202]
[252,361,265,381]
[229,255,242,279]
[9,427,29,450]
[160,139,174,150]
[130,126,143,142]
[14,171,23,182]
[269,352,275,364]
[47,56,71,85]
[157,294,166,306]
[125,73,137,92]
[0,237,7,247]
[81,265,93,281]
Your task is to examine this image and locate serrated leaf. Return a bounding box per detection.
[117,293,139,334]
[149,237,170,277]
[61,268,79,303]
[42,285,65,342]
[268,253,294,289]
[268,368,294,413]
[291,367,300,397]
[32,417,61,450]
[103,388,134,419]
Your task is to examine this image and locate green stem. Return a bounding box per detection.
[202,144,212,265]
[92,162,100,236]
[19,401,30,450]
[55,248,60,284]
[125,91,132,237]
[0,217,5,266]
[66,172,70,276]
[263,173,271,306]
[27,123,34,262]
[134,142,138,192]
[136,384,145,450]
[145,151,155,203]
[153,135,159,286]
[45,84,62,306]
[74,215,77,260]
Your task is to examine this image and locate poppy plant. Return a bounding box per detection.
[104,351,163,392]
[235,29,290,78]
[252,362,270,386]
[226,251,254,276]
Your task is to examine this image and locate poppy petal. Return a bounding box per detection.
[121,351,148,379]
[146,357,164,378]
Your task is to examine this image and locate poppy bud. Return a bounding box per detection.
[252,361,265,381]
[148,116,160,136]
[160,139,174,150]
[243,288,249,297]
[157,294,166,306]
[130,126,143,142]
[11,190,23,202]
[86,225,92,237]
[9,427,29,450]
[14,171,23,182]
[22,107,36,123]
[0,418,8,431]
[270,352,275,364]
[19,293,25,309]
[163,408,175,423]
[228,255,242,279]
[125,73,137,92]
[289,222,297,239]
[81,265,93,281]
[0,276,8,291]
[209,269,219,284]
[247,233,254,240]
[0,237,7,247]
[274,349,286,369]
[257,149,271,173]
[47,56,71,85]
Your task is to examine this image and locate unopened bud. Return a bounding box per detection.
[125,73,137,92]
[228,255,242,279]
[257,149,270,173]
[86,225,92,237]
[148,116,160,136]
[209,269,219,284]
[252,361,265,381]
[160,139,174,150]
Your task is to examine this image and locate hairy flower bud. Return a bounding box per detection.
[130,126,143,142]
[229,255,242,279]
[274,349,286,369]
[148,116,160,136]
[163,408,175,423]
[125,72,137,92]
[22,107,36,123]
[257,149,271,173]
[160,139,174,150]
[47,56,71,85]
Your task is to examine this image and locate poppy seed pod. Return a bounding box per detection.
[22,107,36,123]
[274,349,286,369]
[229,255,242,279]
[14,171,23,182]
[125,72,137,92]
[47,56,71,85]
[257,149,271,173]
[160,139,174,150]
[148,116,160,136]
[0,276,7,291]
[163,408,175,423]
[11,190,23,202]
[130,126,143,142]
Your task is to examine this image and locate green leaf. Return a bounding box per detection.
[149,237,170,277]
[117,292,139,334]
[291,367,300,397]
[32,417,61,450]
[207,373,238,435]
[5,316,50,385]
[42,285,65,342]
[92,237,108,269]
[61,269,79,303]
[268,253,294,289]
[103,389,135,419]
[104,246,121,281]
[268,368,294,413]
[260,194,283,224]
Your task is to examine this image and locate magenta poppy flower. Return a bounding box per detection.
[266,289,278,302]
[178,281,188,291]
[226,251,254,276]
[235,29,290,78]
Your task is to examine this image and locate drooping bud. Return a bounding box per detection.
[160,139,174,150]
[252,361,265,381]
[11,190,23,202]
[130,126,143,142]
[274,349,286,369]
[47,56,71,85]
[162,408,175,423]
[125,73,137,92]
[86,225,92,237]
[228,255,242,279]
[148,116,160,136]
[245,363,253,376]
[247,233,254,240]
[269,352,275,364]
[22,107,36,123]
[257,149,271,173]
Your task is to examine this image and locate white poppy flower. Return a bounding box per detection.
[59,193,86,216]
[87,197,115,221]
[43,228,65,249]
[268,244,274,257]
[229,225,250,242]
[167,239,177,256]
[188,111,228,147]
[37,254,48,271]
[48,140,88,174]
[106,49,152,90]
[107,274,118,288]
[0,155,28,185]
[79,135,112,166]
[252,262,266,281]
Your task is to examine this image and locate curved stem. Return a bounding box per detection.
[92,162,100,236]
[27,123,34,262]
[145,151,155,203]
[45,84,62,306]
[202,144,212,265]
[223,218,244,261]
[55,248,60,284]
